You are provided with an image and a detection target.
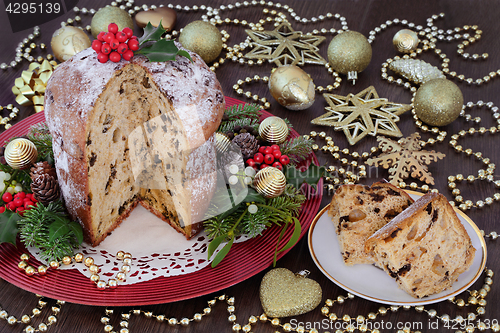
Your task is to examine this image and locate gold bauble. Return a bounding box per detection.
[90,6,134,38]
[258,117,289,144]
[414,78,463,126]
[393,29,419,53]
[4,138,38,169]
[269,65,315,110]
[51,26,91,62]
[179,21,223,63]
[260,268,322,318]
[135,7,177,31]
[327,31,372,75]
[253,167,287,198]
[215,132,231,154]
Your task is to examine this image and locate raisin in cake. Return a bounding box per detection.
[44,46,225,246]
[328,182,413,265]
[365,192,475,298]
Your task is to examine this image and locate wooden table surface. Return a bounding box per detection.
[1,0,499,332]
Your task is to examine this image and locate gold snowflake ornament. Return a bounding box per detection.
[244,21,326,66]
[311,86,411,145]
[366,133,446,185]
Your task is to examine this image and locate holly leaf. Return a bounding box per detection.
[136,39,193,63]
[284,164,326,189]
[0,210,21,246]
[138,21,166,46]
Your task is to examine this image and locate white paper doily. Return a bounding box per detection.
[28,205,247,285]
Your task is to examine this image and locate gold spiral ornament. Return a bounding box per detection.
[253,167,287,198]
[258,116,289,144]
[4,138,38,169]
[393,29,419,53]
[215,132,231,154]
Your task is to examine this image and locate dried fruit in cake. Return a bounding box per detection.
[365,192,475,298]
[328,182,414,265]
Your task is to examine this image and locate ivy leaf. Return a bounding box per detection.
[136,39,193,63]
[138,21,166,45]
[284,164,326,189]
[211,235,234,268]
[0,210,21,246]
[67,221,83,245]
[48,219,70,242]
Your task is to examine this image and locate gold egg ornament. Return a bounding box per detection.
[51,26,91,62]
[253,167,287,198]
[414,78,463,126]
[258,117,289,144]
[327,31,372,84]
[393,29,419,53]
[269,65,315,111]
[90,6,134,38]
[4,138,38,169]
[179,21,223,64]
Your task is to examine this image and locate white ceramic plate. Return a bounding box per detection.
[308,191,487,305]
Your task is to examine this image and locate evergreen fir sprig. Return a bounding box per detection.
[18,201,83,262]
[204,184,305,267]
[279,136,314,165]
[219,103,262,133]
[27,122,54,163]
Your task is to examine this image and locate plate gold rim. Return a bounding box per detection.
[307,190,487,306]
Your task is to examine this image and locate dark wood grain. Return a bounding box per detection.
[1,0,500,332]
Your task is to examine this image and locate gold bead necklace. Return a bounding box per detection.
[0,295,64,333]
[18,251,133,290]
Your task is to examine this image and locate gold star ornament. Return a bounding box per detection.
[366,133,446,186]
[244,21,326,67]
[311,86,411,145]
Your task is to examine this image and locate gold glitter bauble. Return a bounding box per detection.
[179,21,223,63]
[135,7,177,30]
[258,117,289,144]
[414,78,463,126]
[269,65,315,110]
[4,138,38,169]
[260,268,322,318]
[50,26,91,62]
[90,6,134,38]
[253,167,287,198]
[393,29,419,53]
[327,31,372,75]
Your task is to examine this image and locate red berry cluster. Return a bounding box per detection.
[246,144,290,171]
[1,192,37,216]
[92,23,139,63]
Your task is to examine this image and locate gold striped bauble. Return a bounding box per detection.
[258,116,289,144]
[4,138,38,169]
[393,29,419,53]
[253,167,287,198]
[215,132,231,154]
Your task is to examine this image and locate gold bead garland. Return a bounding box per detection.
[96,268,497,333]
[18,251,133,290]
[0,295,64,332]
[0,104,20,130]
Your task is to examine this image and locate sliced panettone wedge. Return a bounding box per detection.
[328,182,414,265]
[365,192,476,298]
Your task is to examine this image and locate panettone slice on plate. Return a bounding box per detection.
[328,182,414,265]
[365,192,476,298]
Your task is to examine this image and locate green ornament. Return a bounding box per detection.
[90,6,134,38]
[414,78,463,126]
[179,21,222,64]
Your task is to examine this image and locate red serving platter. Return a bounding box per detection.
[0,97,322,306]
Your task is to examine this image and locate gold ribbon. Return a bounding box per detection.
[12,59,58,113]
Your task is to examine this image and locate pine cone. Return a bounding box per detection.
[232,132,260,160]
[30,161,57,180]
[31,174,60,204]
